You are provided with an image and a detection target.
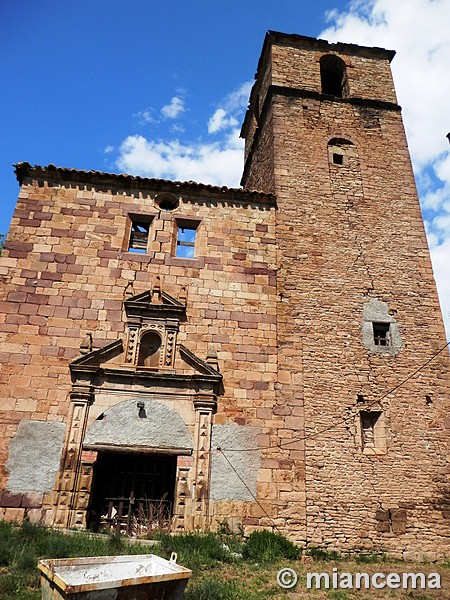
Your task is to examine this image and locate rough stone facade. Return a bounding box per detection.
[0,31,449,559]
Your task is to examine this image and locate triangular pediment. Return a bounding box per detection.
[70,338,221,382]
[70,281,221,395]
[124,289,186,320]
[70,340,123,367]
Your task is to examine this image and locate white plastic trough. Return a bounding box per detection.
[38,553,192,600]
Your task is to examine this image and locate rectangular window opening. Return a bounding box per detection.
[128,218,151,254]
[333,153,343,165]
[360,411,382,450]
[175,222,198,259]
[373,322,390,346]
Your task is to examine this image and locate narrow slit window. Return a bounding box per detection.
[128,220,151,253]
[373,322,390,346]
[176,224,197,258]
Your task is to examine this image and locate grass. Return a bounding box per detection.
[0,520,154,600]
[0,521,448,599]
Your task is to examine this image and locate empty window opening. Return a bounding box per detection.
[176,223,197,258]
[155,192,179,212]
[128,219,151,253]
[87,452,177,533]
[137,331,161,368]
[320,54,348,98]
[360,411,383,450]
[373,322,390,346]
[328,138,354,167]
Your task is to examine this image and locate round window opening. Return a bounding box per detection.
[155,192,179,211]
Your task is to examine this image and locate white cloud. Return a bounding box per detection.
[208,108,238,134]
[207,81,253,134]
[222,81,253,113]
[161,96,185,119]
[116,130,243,187]
[321,0,450,337]
[135,108,155,125]
[170,123,185,134]
[431,238,450,336]
[115,82,252,187]
[104,145,114,154]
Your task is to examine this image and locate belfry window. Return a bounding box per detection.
[320,54,348,98]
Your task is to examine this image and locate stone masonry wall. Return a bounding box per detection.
[0,170,278,527]
[242,35,450,558]
[1,31,449,559]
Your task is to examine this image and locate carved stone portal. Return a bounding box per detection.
[44,284,222,532]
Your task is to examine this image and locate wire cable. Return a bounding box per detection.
[217,446,277,531]
[220,339,450,452]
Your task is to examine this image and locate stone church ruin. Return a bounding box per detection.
[0,31,449,559]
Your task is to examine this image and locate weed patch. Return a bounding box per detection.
[185,576,259,600]
[242,530,300,563]
[307,547,341,561]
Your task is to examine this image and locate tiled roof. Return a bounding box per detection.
[14,162,275,204]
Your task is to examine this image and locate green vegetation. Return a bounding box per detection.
[242,529,300,563]
[307,547,341,561]
[156,531,240,573]
[185,576,260,600]
[0,521,447,599]
[0,520,153,600]
[0,234,5,255]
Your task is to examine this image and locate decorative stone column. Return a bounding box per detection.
[192,394,216,530]
[45,384,94,528]
[172,458,192,532]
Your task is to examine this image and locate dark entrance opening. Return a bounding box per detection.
[88,452,177,534]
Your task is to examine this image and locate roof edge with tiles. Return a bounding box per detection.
[14,162,276,205]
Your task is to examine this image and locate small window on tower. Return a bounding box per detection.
[128,217,153,253]
[373,322,390,346]
[175,220,199,259]
[333,153,343,165]
[360,410,386,453]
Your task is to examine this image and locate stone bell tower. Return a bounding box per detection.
[241,31,450,557]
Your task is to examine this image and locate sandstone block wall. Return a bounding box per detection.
[242,32,450,558]
[0,31,449,559]
[0,167,280,528]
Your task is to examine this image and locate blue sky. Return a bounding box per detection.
[1,0,449,335]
